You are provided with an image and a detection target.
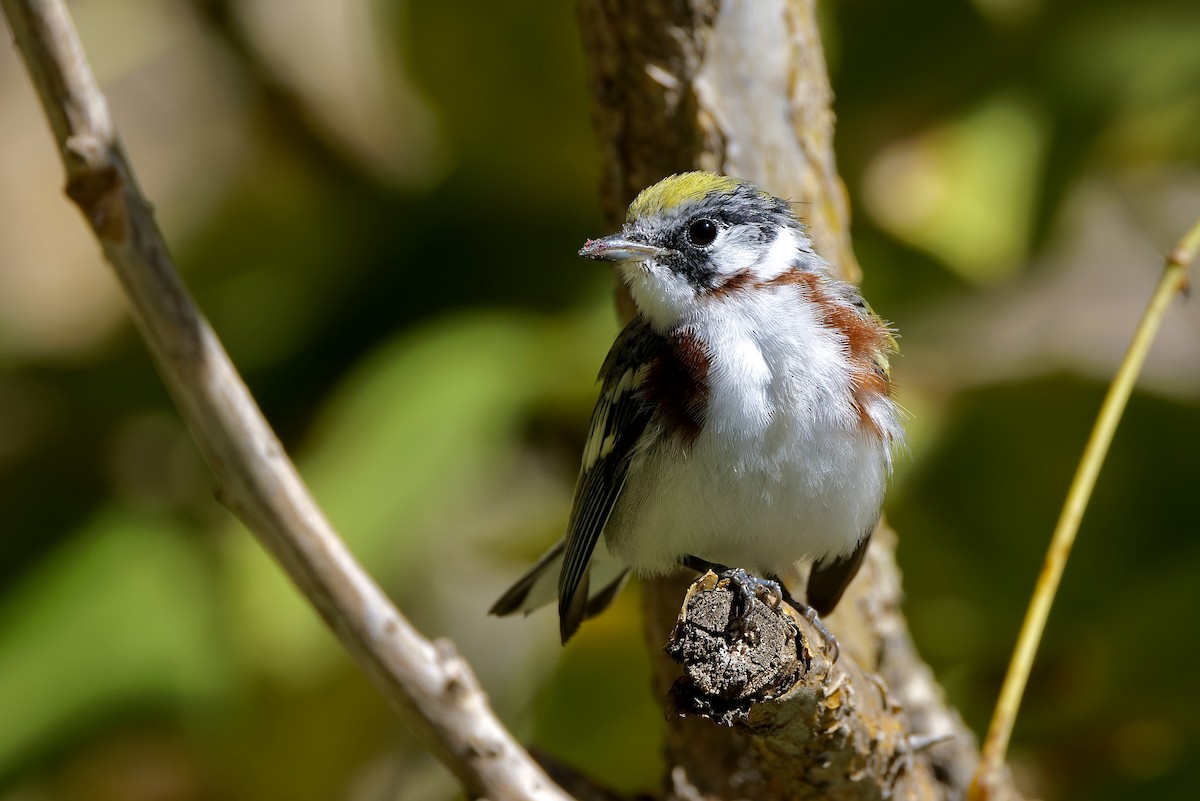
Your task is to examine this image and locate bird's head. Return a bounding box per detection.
[579,172,819,329]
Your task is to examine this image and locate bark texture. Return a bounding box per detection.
[578,2,1021,799]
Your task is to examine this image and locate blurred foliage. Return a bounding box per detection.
[0,0,1198,800]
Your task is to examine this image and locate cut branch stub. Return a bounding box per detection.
[665,571,815,723]
[664,571,943,800]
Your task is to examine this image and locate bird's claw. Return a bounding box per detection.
[685,557,841,662]
[775,581,839,663]
[800,603,839,663]
[720,567,784,639]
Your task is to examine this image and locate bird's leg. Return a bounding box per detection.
[770,576,839,664]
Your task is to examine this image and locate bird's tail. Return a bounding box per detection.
[489,539,629,638]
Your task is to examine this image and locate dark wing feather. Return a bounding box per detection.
[558,319,662,642]
[807,526,875,615]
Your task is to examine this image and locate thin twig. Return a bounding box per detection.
[0,2,571,799]
[970,215,1200,800]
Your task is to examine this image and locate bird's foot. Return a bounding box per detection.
[720,567,785,640]
[681,556,839,662]
[778,588,839,664]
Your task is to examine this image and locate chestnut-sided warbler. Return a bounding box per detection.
[491,172,903,647]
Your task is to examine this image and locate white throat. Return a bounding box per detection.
[622,261,697,331]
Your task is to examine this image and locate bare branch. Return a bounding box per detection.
[0,2,571,799]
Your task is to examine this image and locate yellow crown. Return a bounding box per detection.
[626,172,749,221]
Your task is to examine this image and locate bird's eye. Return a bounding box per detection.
[687,218,718,247]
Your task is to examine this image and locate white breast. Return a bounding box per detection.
[605,284,890,577]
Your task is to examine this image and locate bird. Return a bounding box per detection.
[490,172,903,649]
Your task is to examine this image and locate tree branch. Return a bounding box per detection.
[659,531,996,800]
[664,571,941,800]
[0,2,571,799]
[578,1,1023,798]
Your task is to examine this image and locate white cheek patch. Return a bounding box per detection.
[757,226,801,281]
[707,226,759,279]
[705,225,803,283]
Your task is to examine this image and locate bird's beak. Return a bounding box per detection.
[578,234,672,263]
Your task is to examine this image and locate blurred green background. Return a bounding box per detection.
[1,0,1198,799]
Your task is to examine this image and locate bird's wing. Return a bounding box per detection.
[807,524,875,615]
[558,319,661,642]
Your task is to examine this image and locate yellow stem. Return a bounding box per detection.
[969,216,1200,800]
